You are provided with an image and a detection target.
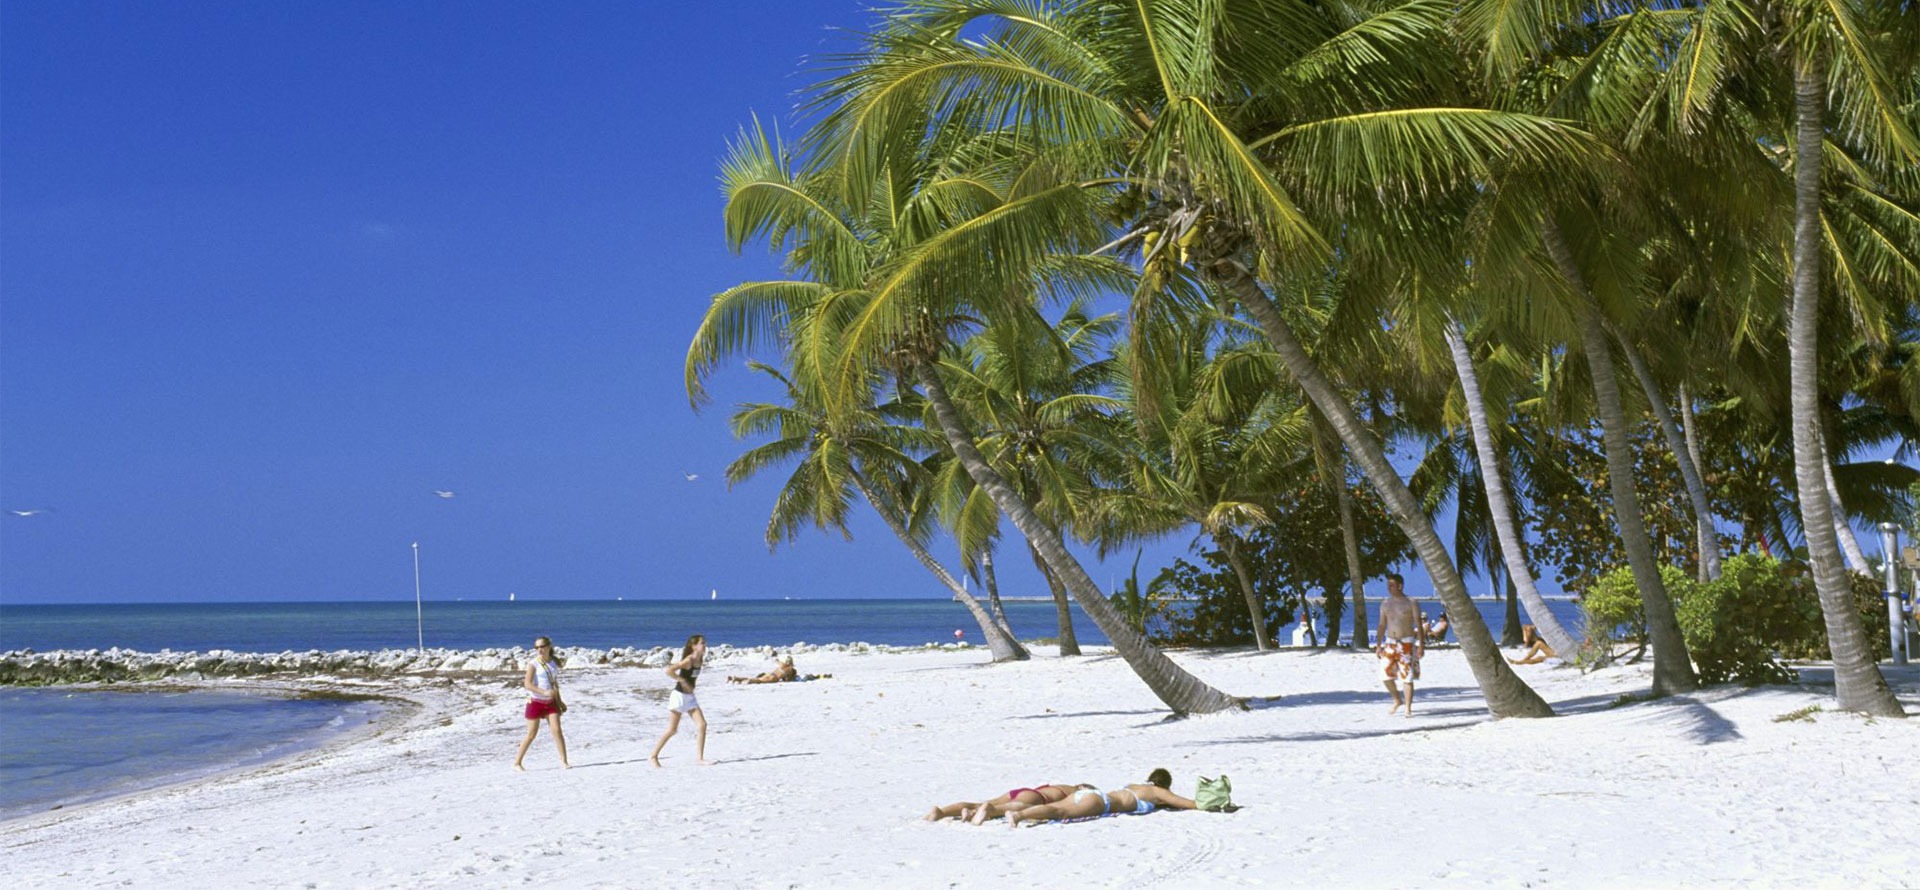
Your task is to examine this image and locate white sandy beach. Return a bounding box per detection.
[4,646,1917,889]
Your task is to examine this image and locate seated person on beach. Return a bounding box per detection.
[1508,624,1557,665]
[924,783,1084,823]
[1006,769,1197,827]
[1424,611,1450,641]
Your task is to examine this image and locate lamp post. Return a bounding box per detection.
[412,541,425,654]
[1877,524,1905,665]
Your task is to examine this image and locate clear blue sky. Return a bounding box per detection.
[1,0,1219,604]
[3,2,1896,607]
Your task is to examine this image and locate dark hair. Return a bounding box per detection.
[681,634,705,660]
[534,636,561,666]
[1146,768,1171,789]
[1386,572,1405,585]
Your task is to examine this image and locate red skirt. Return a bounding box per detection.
[525,698,560,720]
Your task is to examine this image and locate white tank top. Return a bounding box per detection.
[531,660,559,697]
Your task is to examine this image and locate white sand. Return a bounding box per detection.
[4,646,1917,889]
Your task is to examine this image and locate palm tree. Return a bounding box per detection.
[689,118,1239,714]
[725,362,1030,661]
[821,0,1568,717]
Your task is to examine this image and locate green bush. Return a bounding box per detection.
[1677,555,1822,685]
[1588,555,1897,687]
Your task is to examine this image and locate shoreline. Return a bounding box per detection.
[0,678,424,827]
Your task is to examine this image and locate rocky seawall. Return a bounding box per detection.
[0,640,982,686]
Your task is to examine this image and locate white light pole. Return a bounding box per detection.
[412,541,425,653]
[1878,523,1905,666]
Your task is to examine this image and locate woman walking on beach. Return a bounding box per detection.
[649,633,712,767]
[512,636,569,770]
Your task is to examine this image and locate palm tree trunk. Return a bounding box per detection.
[1219,533,1272,650]
[1501,562,1523,647]
[913,355,1237,714]
[1028,544,1082,656]
[1541,217,1697,696]
[980,548,1017,638]
[1819,442,1872,574]
[1222,268,1553,717]
[1678,380,1714,583]
[1612,327,1724,580]
[850,472,1029,662]
[1444,318,1581,656]
[1788,59,1903,716]
[1336,479,1370,650]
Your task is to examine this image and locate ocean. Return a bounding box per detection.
[0,687,384,821]
[0,596,1582,654]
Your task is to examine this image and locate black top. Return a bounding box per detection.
[680,664,701,691]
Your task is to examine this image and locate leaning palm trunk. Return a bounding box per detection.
[1819,443,1872,574]
[1678,381,1714,583]
[1221,269,1553,717]
[1788,61,1903,716]
[1219,533,1273,650]
[1445,319,1581,657]
[914,357,1237,714]
[1612,329,1724,580]
[1336,480,1370,650]
[1028,544,1083,656]
[1541,219,1697,695]
[851,473,1029,662]
[980,548,1017,638]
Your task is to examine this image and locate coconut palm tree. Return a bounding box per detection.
[816,0,1574,716]
[726,362,1030,661]
[689,117,1239,714]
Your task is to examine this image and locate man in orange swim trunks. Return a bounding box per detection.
[1374,573,1424,716]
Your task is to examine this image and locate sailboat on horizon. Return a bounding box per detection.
[508,592,515,603]
[710,588,717,601]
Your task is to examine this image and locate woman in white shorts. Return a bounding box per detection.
[649,633,712,766]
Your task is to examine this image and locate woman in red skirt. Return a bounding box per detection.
[512,636,570,770]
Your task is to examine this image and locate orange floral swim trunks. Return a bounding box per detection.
[1377,638,1421,684]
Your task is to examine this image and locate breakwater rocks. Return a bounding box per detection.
[0,640,981,686]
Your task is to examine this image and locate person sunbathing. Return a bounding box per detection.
[728,654,800,684]
[1508,624,1558,664]
[1006,769,1197,827]
[923,783,1083,822]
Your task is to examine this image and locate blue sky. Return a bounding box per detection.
[2,2,1898,608]
[2,0,1223,605]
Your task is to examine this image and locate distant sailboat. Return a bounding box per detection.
[509,592,516,602]
[710,588,717,601]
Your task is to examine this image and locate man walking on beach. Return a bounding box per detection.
[1374,573,1423,716]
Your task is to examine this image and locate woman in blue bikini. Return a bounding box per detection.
[1006,769,1197,826]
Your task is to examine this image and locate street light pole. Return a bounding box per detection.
[412,541,425,654]
[1877,523,1905,666]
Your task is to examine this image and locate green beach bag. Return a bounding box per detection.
[1195,775,1232,811]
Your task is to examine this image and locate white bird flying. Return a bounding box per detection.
[684,473,700,482]
[8,508,51,517]
[434,490,456,498]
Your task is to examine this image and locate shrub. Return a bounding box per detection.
[1677,555,1822,685]
[1580,564,1695,664]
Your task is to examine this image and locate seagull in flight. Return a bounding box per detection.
[684,473,700,482]
[433,490,456,499]
[8,508,52,517]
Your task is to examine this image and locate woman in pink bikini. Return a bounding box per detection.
[512,636,569,770]
[923,783,1083,823]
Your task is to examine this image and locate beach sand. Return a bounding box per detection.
[4,646,1916,889]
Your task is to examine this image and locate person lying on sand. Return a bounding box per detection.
[725,654,831,684]
[1508,624,1558,665]
[923,783,1086,823]
[1007,769,1197,827]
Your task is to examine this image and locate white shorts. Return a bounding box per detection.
[668,689,700,713]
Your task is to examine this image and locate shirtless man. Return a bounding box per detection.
[1374,573,1424,716]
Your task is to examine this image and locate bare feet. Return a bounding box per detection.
[925,807,944,822]
[698,759,714,766]
[649,757,662,768]
[561,761,572,769]
[513,762,526,772]
[968,804,993,825]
